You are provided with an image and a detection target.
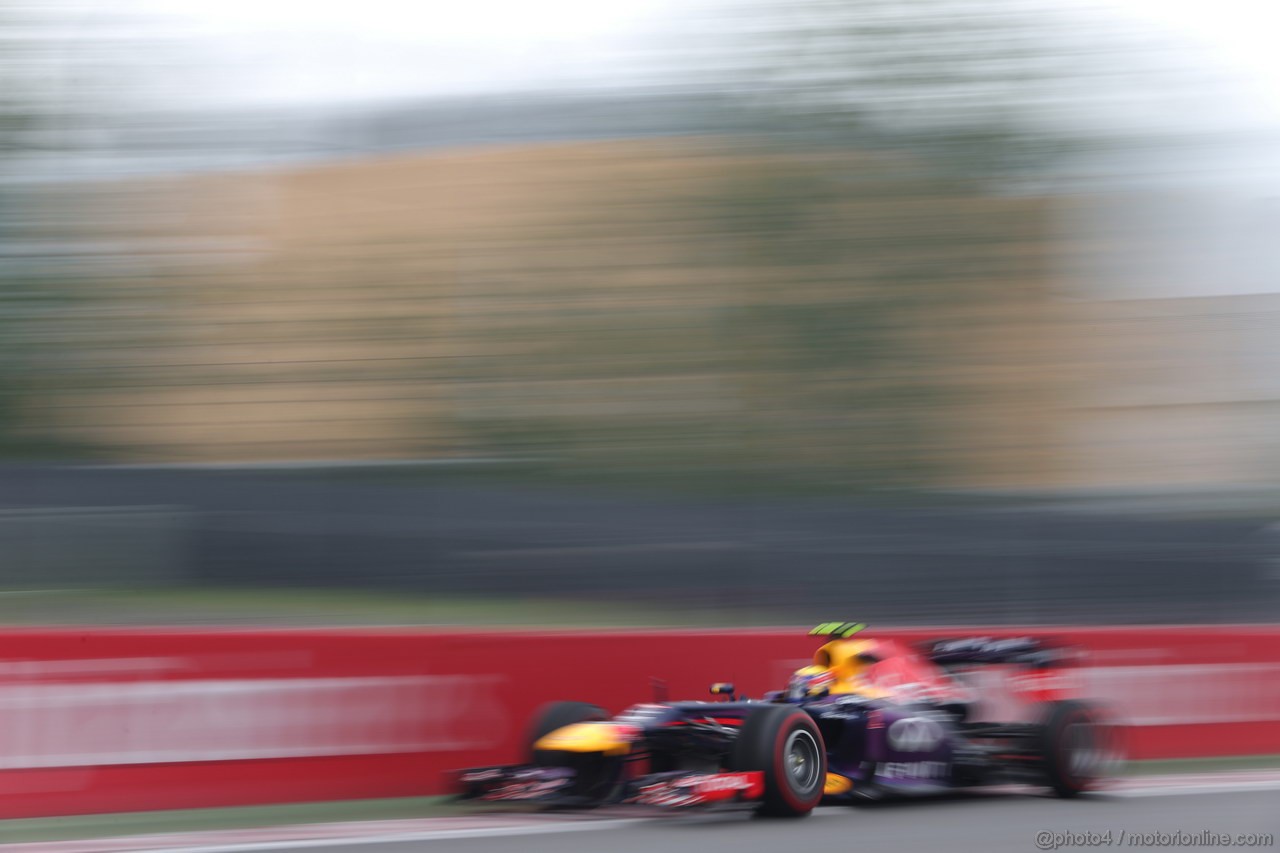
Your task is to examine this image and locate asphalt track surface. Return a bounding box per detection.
[161,783,1280,853]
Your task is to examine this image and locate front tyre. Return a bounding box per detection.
[527,701,617,802]
[729,705,826,817]
[527,701,607,761]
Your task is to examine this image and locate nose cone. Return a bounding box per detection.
[533,722,634,755]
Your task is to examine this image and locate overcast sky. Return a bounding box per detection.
[22,0,1280,135]
[98,0,688,106]
[1104,0,1280,124]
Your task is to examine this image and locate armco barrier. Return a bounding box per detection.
[0,626,1274,818]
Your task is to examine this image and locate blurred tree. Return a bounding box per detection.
[0,3,99,458]
[441,143,1047,494]
[691,153,1039,491]
[709,0,1187,178]
[0,4,42,454]
[0,3,40,155]
[595,0,1191,492]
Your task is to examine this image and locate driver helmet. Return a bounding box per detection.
[786,665,836,700]
[800,639,886,696]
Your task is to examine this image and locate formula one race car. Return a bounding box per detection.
[456,623,1120,817]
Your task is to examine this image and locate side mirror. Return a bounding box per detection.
[709,682,735,697]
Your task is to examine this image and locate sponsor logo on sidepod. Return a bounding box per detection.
[886,716,944,752]
[878,761,948,781]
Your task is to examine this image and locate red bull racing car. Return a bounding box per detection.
[457,623,1121,817]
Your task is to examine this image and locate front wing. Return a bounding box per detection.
[456,765,765,810]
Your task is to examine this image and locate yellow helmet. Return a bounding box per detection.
[815,639,882,684]
[786,665,836,699]
[797,623,892,699]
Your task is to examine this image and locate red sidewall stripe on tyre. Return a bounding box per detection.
[772,714,822,812]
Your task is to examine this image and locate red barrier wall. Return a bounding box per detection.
[0,625,1275,818]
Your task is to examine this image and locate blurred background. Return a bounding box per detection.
[2,0,1280,626]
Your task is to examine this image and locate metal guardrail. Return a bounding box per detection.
[0,504,191,588]
[0,466,1275,623]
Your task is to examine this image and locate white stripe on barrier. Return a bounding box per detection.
[0,676,507,769]
[0,659,1275,772]
[1083,663,1280,725]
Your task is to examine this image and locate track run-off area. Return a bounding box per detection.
[6,771,1279,853]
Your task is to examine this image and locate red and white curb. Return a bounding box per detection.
[0,814,646,853]
[6,770,1280,853]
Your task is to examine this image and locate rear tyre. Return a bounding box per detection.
[1037,700,1114,797]
[729,705,826,817]
[527,701,616,802]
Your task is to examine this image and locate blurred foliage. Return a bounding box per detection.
[451,147,1047,492]
[0,7,57,456]
[0,4,193,459]
[0,277,70,456]
[0,0,1100,487]
[712,0,1184,179]
[0,133,1051,486]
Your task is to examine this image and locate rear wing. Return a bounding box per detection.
[923,636,1077,668]
[809,622,868,640]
